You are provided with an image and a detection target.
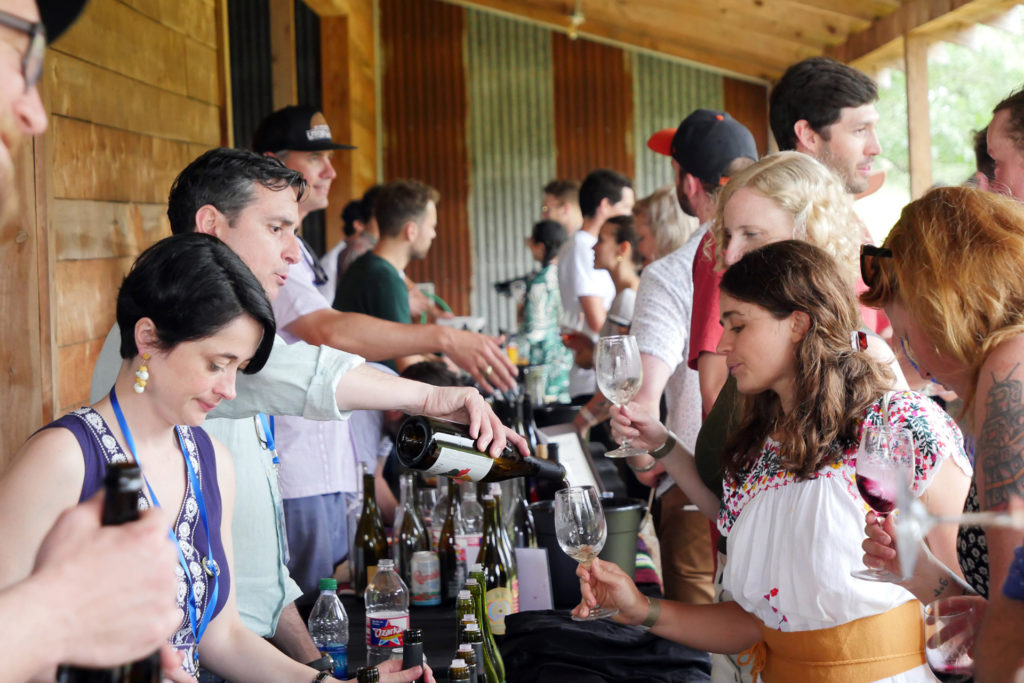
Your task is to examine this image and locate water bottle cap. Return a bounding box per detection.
[377,559,394,570]
[458,590,472,600]
[318,577,338,590]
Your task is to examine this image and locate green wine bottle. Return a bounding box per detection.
[466,575,504,683]
[352,469,388,594]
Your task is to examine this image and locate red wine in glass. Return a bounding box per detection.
[852,425,912,582]
[856,474,896,515]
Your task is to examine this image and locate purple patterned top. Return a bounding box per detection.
[47,408,230,676]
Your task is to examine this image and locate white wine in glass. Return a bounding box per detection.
[554,486,618,621]
[595,335,644,458]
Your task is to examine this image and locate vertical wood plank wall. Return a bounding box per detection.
[379,0,471,318]
[552,35,635,183]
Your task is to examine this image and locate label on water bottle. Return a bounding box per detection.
[318,643,348,679]
[366,612,410,648]
[485,586,512,635]
[427,445,494,481]
[455,533,481,566]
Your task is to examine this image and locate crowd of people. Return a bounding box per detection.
[2,0,1024,682]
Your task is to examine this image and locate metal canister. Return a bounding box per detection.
[410,550,441,606]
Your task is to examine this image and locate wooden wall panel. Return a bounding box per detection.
[51,117,196,203]
[53,0,191,96]
[321,14,352,249]
[552,34,634,182]
[380,0,471,316]
[723,76,770,157]
[0,0,227,466]
[48,52,220,145]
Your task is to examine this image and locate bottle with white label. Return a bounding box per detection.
[364,559,410,667]
[395,417,565,483]
[476,495,514,636]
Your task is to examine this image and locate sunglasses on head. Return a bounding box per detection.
[859,244,893,289]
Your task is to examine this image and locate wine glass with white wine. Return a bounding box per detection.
[554,485,618,621]
[595,335,644,458]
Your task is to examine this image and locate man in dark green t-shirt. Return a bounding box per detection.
[335,179,439,369]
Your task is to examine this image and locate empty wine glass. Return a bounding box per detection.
[554,485,618,621]
[595,335,645,458]
[853,425,913,581]
[924,598,976,681]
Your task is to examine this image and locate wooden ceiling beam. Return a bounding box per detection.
[302,0,354,16]
[790,0,900,22]
[442,0,782,80]
[587,0,861,50]
[826,0,1019,64]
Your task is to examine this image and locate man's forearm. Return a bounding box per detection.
[269,602,321,662]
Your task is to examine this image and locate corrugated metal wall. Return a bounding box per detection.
[552,34,635,182]
[466,10,555,336]
[380,0,471,316]
[631,53,724,198]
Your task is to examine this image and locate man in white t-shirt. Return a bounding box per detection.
[557,168,634,398]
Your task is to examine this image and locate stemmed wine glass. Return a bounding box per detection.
[554,486,618,621]
[595,335,645,458]
[923,598,976,682]
[852,424,913,581]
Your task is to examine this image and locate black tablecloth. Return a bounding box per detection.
[340,594,711,683]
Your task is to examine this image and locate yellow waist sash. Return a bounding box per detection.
[739,600,926,683]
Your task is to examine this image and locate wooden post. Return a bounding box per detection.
[270,0,298,110]
[905,33,932,199]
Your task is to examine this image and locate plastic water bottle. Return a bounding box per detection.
[308,578,349,679]
[365,559,410,667]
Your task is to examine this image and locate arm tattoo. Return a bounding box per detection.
[977,365,1024,510]
[933,575,949,599]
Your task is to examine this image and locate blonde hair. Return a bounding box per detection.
[633,185,699,260]
[861,186,1024,413]
[710,152,862,285]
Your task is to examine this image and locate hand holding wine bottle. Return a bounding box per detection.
[416,385,529,459]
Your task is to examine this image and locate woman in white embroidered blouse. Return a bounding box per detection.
[578,241,971,682]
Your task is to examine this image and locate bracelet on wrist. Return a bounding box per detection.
[628,459,657,473]
[650,431,677,460]
[640,595,660,629]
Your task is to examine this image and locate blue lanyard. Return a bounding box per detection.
[258,412,278,465]
[110,388,220,660]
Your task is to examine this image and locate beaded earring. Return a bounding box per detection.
[134,352,150,393]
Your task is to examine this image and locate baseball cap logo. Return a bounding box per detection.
[307,112,333,142]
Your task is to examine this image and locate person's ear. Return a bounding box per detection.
[403,220,418,243]
[195,204,224,237]
[134,317,160,357]
[790,311,811,342]
[792,120,820,155]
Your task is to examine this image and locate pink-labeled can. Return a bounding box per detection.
[410,550,441,606]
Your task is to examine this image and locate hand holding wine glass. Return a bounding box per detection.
[852,424,913,581]
[555,486,619,621]
[595,335,645,458]
[924,596,980,681]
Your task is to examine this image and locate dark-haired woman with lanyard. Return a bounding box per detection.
[0,234,433,682]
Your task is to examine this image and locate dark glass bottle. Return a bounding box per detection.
[56,464,161,683]
[396,417,565,482]
[356,666,380,682]
[476,496,516,636]
[352,470,389,594]
[437,481,466,603]
[486,489,519,614]
[395,474,429,587]
[466,573,505,682]
[400,628,424,683]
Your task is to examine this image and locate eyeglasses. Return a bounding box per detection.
[0,10,46,93]
[859,244,893,289]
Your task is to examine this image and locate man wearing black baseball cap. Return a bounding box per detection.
[615,110,757,650]
[253,105,355,220]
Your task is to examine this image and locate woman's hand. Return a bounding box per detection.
[609,403,669,453]
[377,657,436,683]
[861,510,905,577]
[573,557,649,624]
[420,386,529,458]
[159,646,194,682]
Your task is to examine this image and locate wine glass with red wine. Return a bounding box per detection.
[924,597,976,681]
[852,424,913,581]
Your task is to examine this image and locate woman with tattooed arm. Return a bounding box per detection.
[860,187,1024,681]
